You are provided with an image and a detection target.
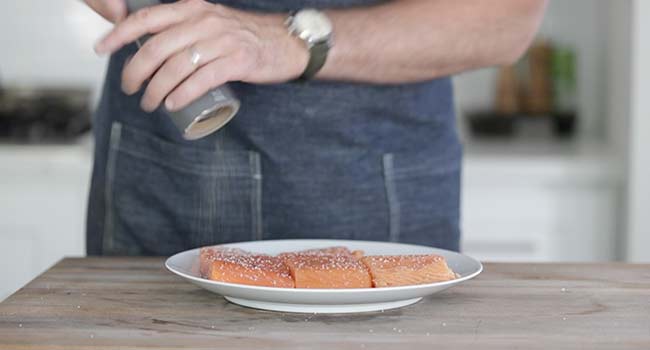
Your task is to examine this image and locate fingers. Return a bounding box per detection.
[85,0,127,23]
[139,39,233,111]
[120,19,214,95]
[95,0,206,54]
[165,55,239,111]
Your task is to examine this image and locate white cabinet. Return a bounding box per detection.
[0,142,92,300]
[461,141,622,262]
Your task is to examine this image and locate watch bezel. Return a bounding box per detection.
[287,8,333,47]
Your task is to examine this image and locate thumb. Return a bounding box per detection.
[104,0,127,22]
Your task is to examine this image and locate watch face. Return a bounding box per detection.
[293,9,333,42]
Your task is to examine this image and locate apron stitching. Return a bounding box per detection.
[383,153,401,242]
[250,152,263,241]
[103,122,123,253]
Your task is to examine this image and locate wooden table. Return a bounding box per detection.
[1,258,649,349]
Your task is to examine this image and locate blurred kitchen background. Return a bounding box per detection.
[1,0,648,300]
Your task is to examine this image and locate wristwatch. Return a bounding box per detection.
[286,9,333,80]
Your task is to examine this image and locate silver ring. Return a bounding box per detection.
[189,46,201,66]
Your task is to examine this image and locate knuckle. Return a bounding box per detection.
[178,85,197,103]
[121,74,135,92]
[219,32,237,48]
[140,40,162,60]
[143,89,160,106]
[202,69,220,89]
[232,48,250,63]
[189,76,208,96]
[180,0,204,12]
[121,65,140,92]
[211,69,224,85]
[121,64,133,81]
[199,13,221,28]
[211,3,228,14]
[189,0,206,8]
[133,7,151,22]
[237,44,260,66]
[167,56,188,77]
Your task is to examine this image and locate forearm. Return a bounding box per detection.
[317,0,547,83]
[93,0,547,111]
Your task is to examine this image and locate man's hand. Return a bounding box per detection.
[94,0,308,112]
[85,0,127,23]
[87,0,546,111]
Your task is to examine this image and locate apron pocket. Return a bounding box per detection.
[383,146,462,250]
[103,122,262,256]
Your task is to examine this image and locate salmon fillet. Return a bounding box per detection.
[361,255,457,287]
[198,246,455,289]
[199,246,251,278]
[281,254,372,289]
[205,253,294,288]
[280,246,365,259]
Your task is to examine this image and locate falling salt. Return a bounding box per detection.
[561,288,567,292]
[392,327,397,331]
[562,317,567,321]
[248,327,255,331]
[426,332,430,336]
[211,325,216,329]
[90,334,95,339]
[442,322,447,327]
[18,324,22,328]
[77,305,81,309]
[368,329,374,333]
[398,329,403,333]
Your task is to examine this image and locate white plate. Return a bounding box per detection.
[165,239,482,314]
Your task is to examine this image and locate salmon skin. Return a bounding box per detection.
[361,255,457,287]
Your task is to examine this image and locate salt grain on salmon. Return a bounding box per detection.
[361,255,457,287]
[281,246,364,259]
[201,248,294,288]
[199,247,252,278]
[198,246,457,289]
[281,254,372,289]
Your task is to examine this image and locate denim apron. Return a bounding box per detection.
[86,0,462,256]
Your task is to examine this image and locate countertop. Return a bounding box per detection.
[1,258,649,349]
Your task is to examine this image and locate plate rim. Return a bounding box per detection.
[165,239,483,293]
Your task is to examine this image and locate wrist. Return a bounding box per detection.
[260,13,310,81]
[285,9,334,81]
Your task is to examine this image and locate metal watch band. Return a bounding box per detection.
[299,41,330,81]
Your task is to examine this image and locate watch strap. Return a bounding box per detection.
[299,40,330,81]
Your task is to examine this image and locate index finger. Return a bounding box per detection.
[94,0,203,54]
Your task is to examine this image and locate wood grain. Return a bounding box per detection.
[1,258,649,350]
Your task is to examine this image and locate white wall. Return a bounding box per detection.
[454,0,610,140]
[0,1,110,94]
[606,1,632,260]
[627,0,650,262]
[0,1,106,300]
